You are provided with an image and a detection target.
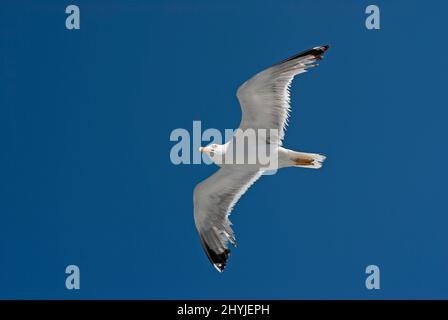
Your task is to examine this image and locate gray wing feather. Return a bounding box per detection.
[236,45,329,145]
[193,166,262,272]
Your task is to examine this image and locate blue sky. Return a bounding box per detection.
[1,0,447,299]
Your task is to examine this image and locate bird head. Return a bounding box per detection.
[199,143,224,163]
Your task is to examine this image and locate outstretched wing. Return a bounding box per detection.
[236,45,329,145]
[194,166,262,272]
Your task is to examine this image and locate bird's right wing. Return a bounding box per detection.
[194,166,262,272]
[236,45,329,145]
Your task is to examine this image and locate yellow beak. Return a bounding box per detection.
[199,147,210,154]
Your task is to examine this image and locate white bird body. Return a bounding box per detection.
[202,142,325,169]
[194,45,330,272]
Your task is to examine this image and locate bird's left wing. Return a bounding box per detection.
[236,45,329,145]
[194,166,262,272]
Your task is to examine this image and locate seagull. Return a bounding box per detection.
[194,45,330,272]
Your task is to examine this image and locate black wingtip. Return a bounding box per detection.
[309,44,330,55]
[200,235,230,272]
[279,44,330,64]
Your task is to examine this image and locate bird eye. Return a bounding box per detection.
[209,151,215,157]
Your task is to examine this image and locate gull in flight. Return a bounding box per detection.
[194,45,330,272]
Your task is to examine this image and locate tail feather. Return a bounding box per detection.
[291,151,326,169]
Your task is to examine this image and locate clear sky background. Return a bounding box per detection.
[1,0,447,299]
